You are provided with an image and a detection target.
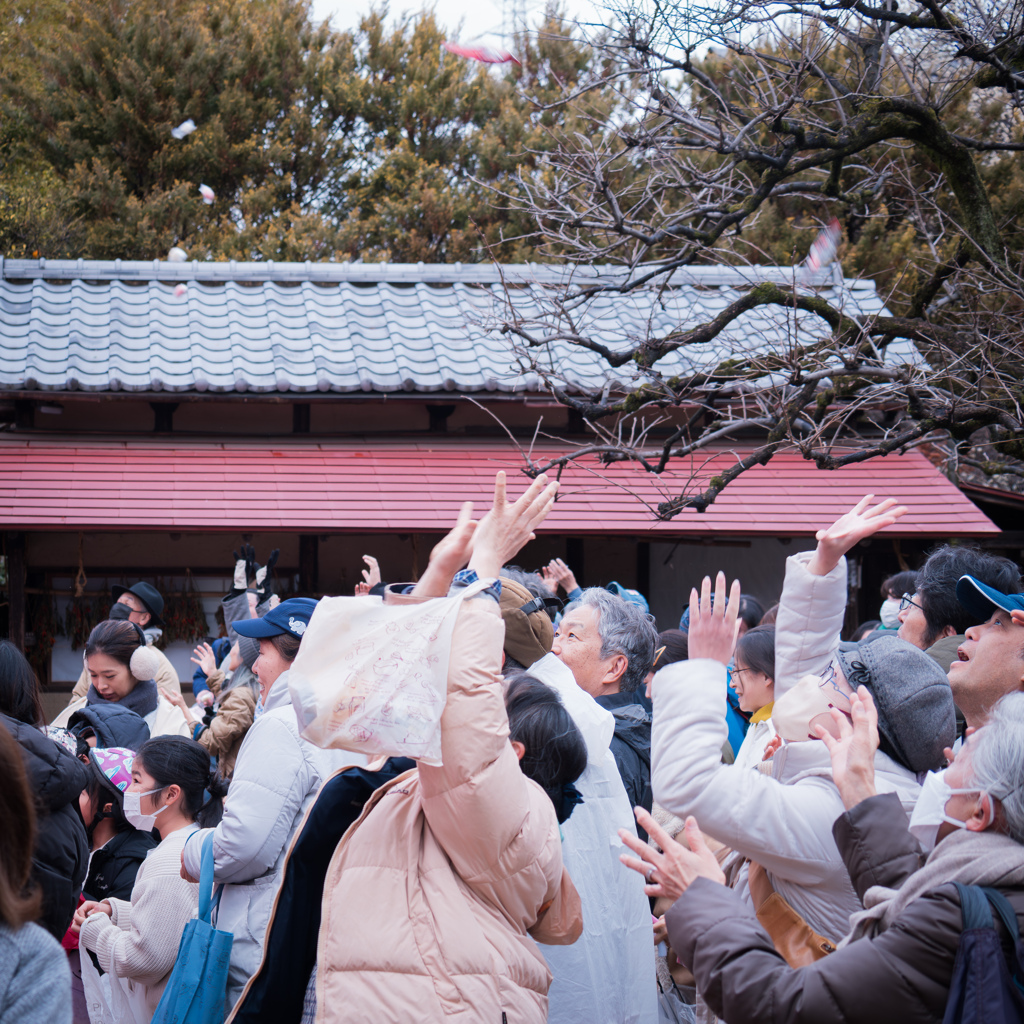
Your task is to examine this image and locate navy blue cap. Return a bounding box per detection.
[232,597,318,639]
[956,575,1024,623]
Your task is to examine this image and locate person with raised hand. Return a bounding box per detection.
[623,687,1024,1024]
[650,496,956,962]
[227,471,579,1024]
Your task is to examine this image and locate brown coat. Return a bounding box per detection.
[668,792,1024,1024]
[196,669,256,779]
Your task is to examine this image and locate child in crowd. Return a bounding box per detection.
[73,737,225,1024]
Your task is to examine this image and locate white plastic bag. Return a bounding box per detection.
[288,581,486,766]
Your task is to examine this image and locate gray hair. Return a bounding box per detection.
[967,691,1024,844]
[566,588,658,692]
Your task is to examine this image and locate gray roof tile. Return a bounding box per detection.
[0,259,899,395]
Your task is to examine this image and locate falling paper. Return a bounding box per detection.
[199,184,215,204]
[443,42,521,65]
[171,119,196,140]
[174,284,187,297]
[805,218,841,273]
[168,246,187,262]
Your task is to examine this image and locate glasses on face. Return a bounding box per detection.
[900,593,924,613]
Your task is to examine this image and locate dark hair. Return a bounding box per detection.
[135,736,228,828]
[851,620,882,642]
[656,629,688,668]
[268,632,302,663]
[735,625,775,680]
[83,758,133,836]
[915,545,1022,645]
[737,595,765,632]
[86,620,145,667]
[759,603,779,626]
[0,725,42,927]
[0,641,44,727]
[505,675,587,824]
[880,570,918,601]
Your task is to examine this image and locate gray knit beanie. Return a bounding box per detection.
[835,635,955,773]
[237,634,260,672]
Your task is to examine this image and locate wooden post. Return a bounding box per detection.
[299,535,319,595]
[7,532,26,649]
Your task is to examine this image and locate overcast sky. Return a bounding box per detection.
[310,0,602,45]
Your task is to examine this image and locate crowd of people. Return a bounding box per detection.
[2,480,1024,1024]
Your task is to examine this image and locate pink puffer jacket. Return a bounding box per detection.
[311,593,581,1023]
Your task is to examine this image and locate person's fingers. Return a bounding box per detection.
[727,577,741,638]
[943,745,956,765]
[617,826,654,859]
[689,586,699,628]
[619,852,656,879]
[682,816,711,857]
[634,806,674,852]
[491,470,508,511]
[857,686,879,731]
[815,722,837,752]
[713,571,727,619]
[852,494,874,516]
[700,575,712,620]
[864,497,897,519]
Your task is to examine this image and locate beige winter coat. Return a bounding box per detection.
[232,591,582,1024]
[197,669,256,779]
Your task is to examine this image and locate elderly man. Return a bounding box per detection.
[552,588,659,822]
[947,576,1024,730]
[897,545,1020,671]
[68,582,181,704]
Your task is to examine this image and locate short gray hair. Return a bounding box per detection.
[967,691,1024,844]
[566,588,658,692]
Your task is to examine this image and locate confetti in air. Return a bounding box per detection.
[805,218,841,273]
[199,184,215,204]
[443,42,521,65]
[174,284,187,297]
[171,119,196,139]
[168,247,187,262]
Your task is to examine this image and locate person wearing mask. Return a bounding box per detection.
[0,724,73,1024]
[897,545,1021,672]
[179,598,357,1010]
[729,625,777,769]
[73,736,226,1024]
[53,622,190,739]
[68,584,180,702]
[229,472,581,1024]
[622,687,1024,1024]
[651,497,957,952]
[0,641,88,939]
[164,638,259,779]
[947,577,1024,731]
[878,570,918,631]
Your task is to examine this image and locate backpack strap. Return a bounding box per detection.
[953,882,996,931]
[981,888,1021,944]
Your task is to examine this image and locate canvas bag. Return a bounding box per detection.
[151,832,234,1024]
[288,580,488,766]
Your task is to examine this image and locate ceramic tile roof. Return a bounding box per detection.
[0,259,904,396]
[0,436,997,535]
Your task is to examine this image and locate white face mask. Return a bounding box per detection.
[771,673,842,743]
[908,769,989,852]
[123,787,167,832]
[879,597,902,629]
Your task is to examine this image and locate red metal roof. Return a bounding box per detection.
[0,436,998,536]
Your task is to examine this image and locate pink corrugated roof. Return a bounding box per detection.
[0,436,998,535]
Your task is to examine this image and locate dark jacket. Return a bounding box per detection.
[1,713,89,940]
[84,827,159,903]
[595,689,652,837]
[67,703,151,752]
[668,791,1024,1024]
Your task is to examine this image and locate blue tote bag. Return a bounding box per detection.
[152,831,234,1024]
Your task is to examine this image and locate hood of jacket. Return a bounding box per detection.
[263,668,294,715]
[68,704,151,752]
[1,713,88,814]
[596,690,652,769]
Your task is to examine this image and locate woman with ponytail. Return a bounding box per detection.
[73,736,226,1024]
[53,622,190,739]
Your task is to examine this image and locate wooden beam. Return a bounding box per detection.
[7,532,26,648]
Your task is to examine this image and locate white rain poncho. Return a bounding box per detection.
[527,654,658,1024]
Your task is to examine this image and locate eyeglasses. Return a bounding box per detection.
[900,593,924,613]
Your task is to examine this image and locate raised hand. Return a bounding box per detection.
[468,472,559,579]
[360,555,382,589]
[542,558,579,595]
[190,641,217,677]
[687,572,742,666]
[411,502,478,598]
[807,495,908,576]
[619,808,725,901]
[816,686,880,810]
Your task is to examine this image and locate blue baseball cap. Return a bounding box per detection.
[606,581,650,614]
[232,597,319,639]
[956,575,1024,623]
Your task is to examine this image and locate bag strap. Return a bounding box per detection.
[981,887,1022,944]
[953,882,995,931]
[198,831,218,924]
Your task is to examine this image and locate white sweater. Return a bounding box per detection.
[80,826,199,1023]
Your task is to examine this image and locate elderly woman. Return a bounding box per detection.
[622,686,1024,1023]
